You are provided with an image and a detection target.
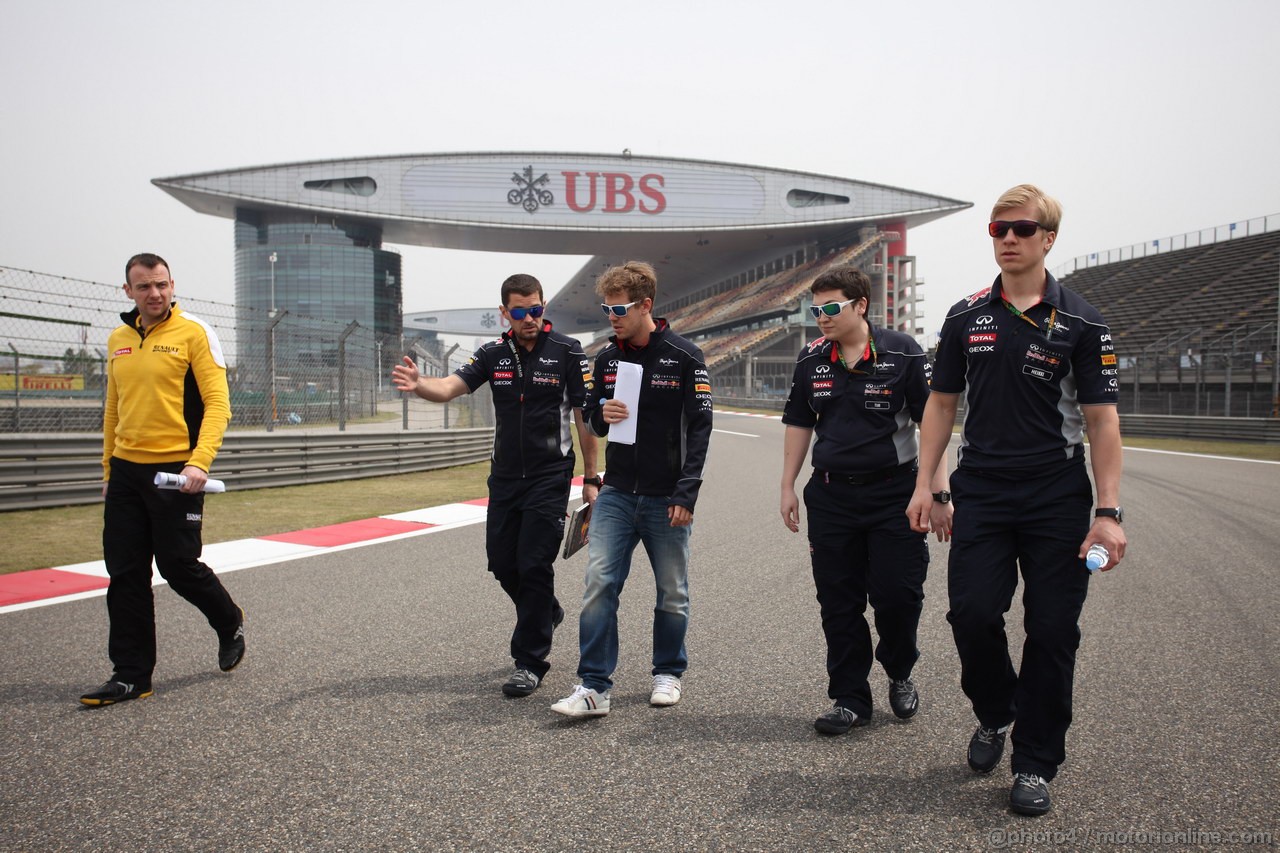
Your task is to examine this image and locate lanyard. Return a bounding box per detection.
[504,334,525,380]
[836,338,876,374]
[1002,299,1056,340]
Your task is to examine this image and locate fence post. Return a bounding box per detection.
[7,344,18,432]
[337,321,360,432]
[265,311,287,432]
[442,344,458,429]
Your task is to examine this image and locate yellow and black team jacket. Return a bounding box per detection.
[102,303,232,480]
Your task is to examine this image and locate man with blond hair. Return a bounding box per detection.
[907,185,1126,815]
[552,261,713,718]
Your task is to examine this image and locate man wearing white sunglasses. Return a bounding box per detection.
[780,267,949,737]
[552,261,713,718]
[392,274,598,699]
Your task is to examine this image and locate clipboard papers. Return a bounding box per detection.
[608,361,643,445]
[562,501,592,559]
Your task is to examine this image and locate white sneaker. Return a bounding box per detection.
[551,684,610,717]
[650,674,682,706]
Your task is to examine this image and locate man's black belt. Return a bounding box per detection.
[816,460,917,485]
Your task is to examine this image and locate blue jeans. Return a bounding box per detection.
[577,487,692,692]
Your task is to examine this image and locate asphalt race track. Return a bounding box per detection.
[2,411,1277,851]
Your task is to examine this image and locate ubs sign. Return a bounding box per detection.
[401,158,764,224]
[507,165,666,215]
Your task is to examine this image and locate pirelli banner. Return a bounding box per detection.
[0,374,86,391]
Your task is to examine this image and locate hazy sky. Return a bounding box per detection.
[4,0,1277,337]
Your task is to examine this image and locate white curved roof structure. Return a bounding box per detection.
[155,152,970,333]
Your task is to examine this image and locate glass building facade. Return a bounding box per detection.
[234,210,402,392]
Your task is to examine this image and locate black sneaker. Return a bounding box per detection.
[80,680,153,706]
[1010,772,1051,816]
[813,703,869,735]
[968,723,1009,773]
[888,678,919,719]
[502,669,541,697]
[218,606,246,672]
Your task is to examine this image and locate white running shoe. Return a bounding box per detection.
[551,684,610,717]
[650,674,682,706]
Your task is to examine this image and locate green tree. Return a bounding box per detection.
[61,347,98,376]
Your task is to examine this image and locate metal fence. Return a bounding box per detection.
[0,429,496,511]
[0,266,493,434]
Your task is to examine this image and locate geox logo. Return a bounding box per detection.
[186,513,202,522]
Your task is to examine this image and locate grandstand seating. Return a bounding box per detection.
[1060,230,1280,356]
[668,235,885,336]
[582,234,898,383]
[700,324,791,370]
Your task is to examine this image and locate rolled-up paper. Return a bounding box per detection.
[154,472,227,493]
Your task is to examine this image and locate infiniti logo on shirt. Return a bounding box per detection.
[975,315,995,325]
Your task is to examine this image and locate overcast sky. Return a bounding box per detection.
[4,0,1277,338]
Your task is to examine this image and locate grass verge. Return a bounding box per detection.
[2,427,1273,576]
[2,433,605,576]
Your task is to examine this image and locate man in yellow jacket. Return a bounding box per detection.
[81,253,245,706]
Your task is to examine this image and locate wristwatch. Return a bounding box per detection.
[1094,507,1123,524]
[932,490,951,504]
[583,476,603,488]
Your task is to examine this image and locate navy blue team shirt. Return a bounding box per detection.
[454,321,590,479]
[931,273,1119,470]
[782,323,932,475]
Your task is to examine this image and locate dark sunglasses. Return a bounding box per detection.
[600,301,639,317]
[507,305,545,321]
[989,220,1046,239]
[809,299,856,319]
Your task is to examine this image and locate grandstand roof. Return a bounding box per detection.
[154,152,971,332]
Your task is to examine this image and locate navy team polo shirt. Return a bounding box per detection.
[782,323,932,474]
[931,273,1119,470]
[454,322,589,479]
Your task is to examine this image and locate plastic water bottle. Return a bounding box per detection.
[1085,544,1109,572]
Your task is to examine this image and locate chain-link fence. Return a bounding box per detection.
[1,266,492,433]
